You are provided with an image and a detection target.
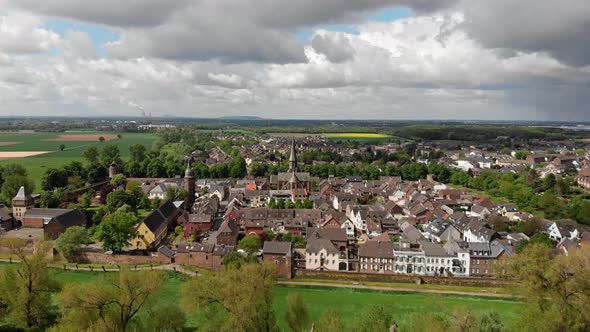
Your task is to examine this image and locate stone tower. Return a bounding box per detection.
[288,139,297,173]
[184,156,196,210]
[12,186,34,224]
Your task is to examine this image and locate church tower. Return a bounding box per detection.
[288,139,297,173]
[184,157,196,210]
[12,186,34,224]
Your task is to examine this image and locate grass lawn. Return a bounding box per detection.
[0,131,158,191]
[273,285,523,331]
[0,265,523,331]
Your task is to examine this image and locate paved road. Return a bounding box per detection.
[277,281,521,299]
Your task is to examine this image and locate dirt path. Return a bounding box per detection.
[277,281,521,299]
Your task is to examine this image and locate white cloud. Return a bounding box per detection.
[0,13,59,53]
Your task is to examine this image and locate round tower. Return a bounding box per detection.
[109,162,118,178]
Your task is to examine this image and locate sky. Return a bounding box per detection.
[0,0,589,121]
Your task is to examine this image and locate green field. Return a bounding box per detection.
[0,131,158,191]
[35,268,523,331]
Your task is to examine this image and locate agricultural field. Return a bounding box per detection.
[269,132,400,143]
[8,266,522,331]
[0,131,158,190]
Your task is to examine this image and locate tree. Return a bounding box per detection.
[59,144,66,151]
[502,244,590,331]
[352,305,392,332]
[98,136,105,143]
[164,186,187,201]
[94,209,137,253]
[117,134,122,140]
[239,235,262,255]
[514,217,543,236]
[56,226,89,261]
[54,270,165,331]
[141,304,186,332]
[516,233,554,253]
[1,174,34,204]
[80,192,92,209]
[544,173,557,191]
[478,311,504,332]
[82,146,99,164]
[0,240,60,329]
[100,144,121,166]
[182,262,278,332]
[285,293,309,332]
[111,174,127,187]
[129,144,147,163]
[315,309,345,332]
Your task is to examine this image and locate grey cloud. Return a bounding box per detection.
[10,0,456,64]
[312,33,356,62]
[460,0,590,67]
[10,0,188,27]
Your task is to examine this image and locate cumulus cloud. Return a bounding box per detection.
[0,13,59,53]
[0,1,588,120]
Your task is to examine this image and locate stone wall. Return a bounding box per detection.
[294,269,508,287]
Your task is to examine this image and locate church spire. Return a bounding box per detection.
[288,138,297,173]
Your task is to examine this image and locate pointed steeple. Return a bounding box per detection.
[288,138,297,173]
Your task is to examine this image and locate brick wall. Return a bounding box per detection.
[23,217,44,228]
[175,251,224,271]
[294,269,508,287]
[76,250,171,265]
[263,253,293,279]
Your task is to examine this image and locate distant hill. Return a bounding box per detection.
[216,116,265,120]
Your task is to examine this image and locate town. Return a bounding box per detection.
[1,123,588,282]
[0,122,588,330]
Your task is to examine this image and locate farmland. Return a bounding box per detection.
[0,131,158,190]
[269,132,399,143]
[1,266,522,331]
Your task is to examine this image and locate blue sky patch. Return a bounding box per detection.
[296,6,414,43]
[43,19,119,58]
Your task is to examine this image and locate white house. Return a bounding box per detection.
[340,219,355,238]
[305,241,340,271]
[547,222,579,242]
[148,182,179,200]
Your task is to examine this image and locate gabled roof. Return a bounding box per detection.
[143,201,178,233]
[51,209,87,228]
[358,241,394,258]
[263,241,292,256]
[306,237,339,254]
[306,228,347,242]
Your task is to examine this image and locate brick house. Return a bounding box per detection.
[467,241,514,277]
[208,219,239,246]
[22,208,87,240]
[263,241,293,278]
[358,240,395,273]
[43,209,87,240]
[175,243,234,271]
